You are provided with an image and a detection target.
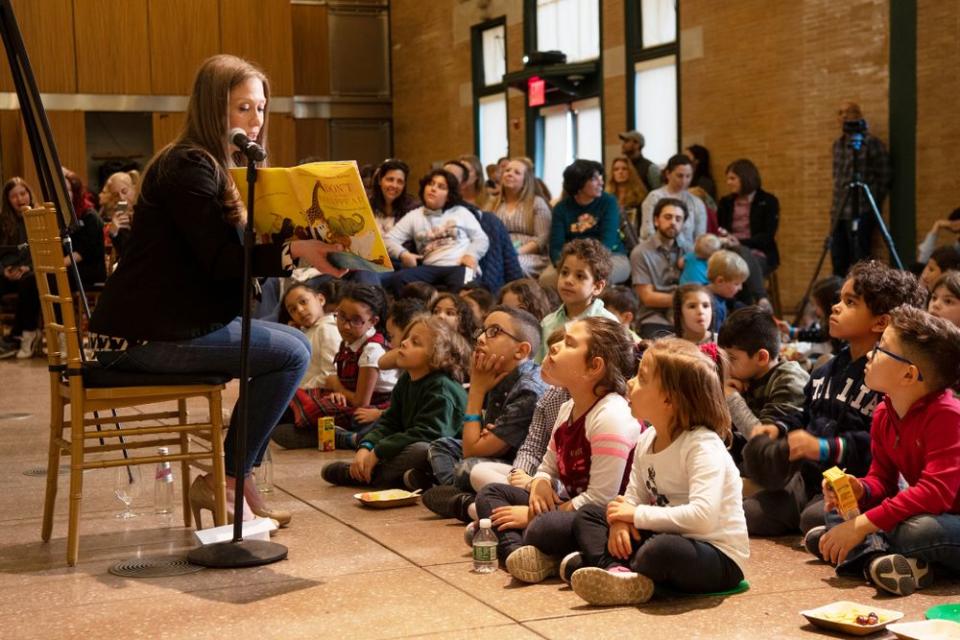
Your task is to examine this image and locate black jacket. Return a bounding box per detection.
[90,146,285,341]
[717,188,780,270]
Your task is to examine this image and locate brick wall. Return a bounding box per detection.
[391,1,951,307]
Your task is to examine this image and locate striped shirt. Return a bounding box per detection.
[512,385,571,475]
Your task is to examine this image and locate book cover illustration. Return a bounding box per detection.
[231,161,392,272]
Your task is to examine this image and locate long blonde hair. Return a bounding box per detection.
[144,54,270,226]
[606,155,647,208]
[644,338,731,444]
[491,157,539,229]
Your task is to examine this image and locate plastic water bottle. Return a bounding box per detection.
[472,518,498,573]
[154,447,174,516]
[255,446,274,493]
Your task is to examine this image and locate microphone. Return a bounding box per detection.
[229,128,267,162]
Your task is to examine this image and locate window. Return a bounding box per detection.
[472,20,509,169]
[538,97,601,198]
[627,0,679,166]
[536,0,600,63]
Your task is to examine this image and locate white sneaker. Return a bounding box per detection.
[16,330,38,359]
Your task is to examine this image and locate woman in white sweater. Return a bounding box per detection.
[381,169,489,296]
[568,338,749,605]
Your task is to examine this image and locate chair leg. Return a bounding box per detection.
[210,391,227,526]
[66,400,85,566]
[178,399,191,528]
[41,391,64,542]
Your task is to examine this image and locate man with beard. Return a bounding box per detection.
[630,198,686,338]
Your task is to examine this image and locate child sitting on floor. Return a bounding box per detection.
[420,307,546,515]
[280,283,341,391]
[538,238,619,362]
[321,316,471,488]
[705,250,750,332]
[498,278,552,322]
[672,283,716,344]
[475,317,641,584]
[430,292,479,345]
[566,338,749,605]
[806,305,960,596]
[928,271,960,328]
[600,285,641,342]
[459,283,495,327]
[679,233,722,285]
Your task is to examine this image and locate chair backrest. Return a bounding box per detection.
[21,204,83,371]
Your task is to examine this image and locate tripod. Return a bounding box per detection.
[793,131,903,319]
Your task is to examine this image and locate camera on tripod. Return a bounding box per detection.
[843,118,868,150]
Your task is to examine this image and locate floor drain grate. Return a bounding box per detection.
[109,555,205,578]
[22,465,71,477]
[0,412,31,421]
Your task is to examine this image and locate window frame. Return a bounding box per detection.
[523,0,604,177]
[471,17,509,162]
[625,0,681,149]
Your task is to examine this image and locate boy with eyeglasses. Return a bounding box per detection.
[420,306,546,519]
[741,261,926,537]
[806,305,960,596]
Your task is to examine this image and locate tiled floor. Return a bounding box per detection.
[0,358,955,639]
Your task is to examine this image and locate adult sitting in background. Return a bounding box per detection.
[917,207,960,265]
[367,158,420,237]
[99,170,140,263]
[717,158,780,275]
[630,198,685,338]
[542,159,630,288]
[443,160,523,293]
[639,154,707,250]
[458,155,486,209]
[685,144,717,201]
[606,155,647,251]
[381,169,489,296]
[63,168,106,289]
[619,130,662,192]
[0,177,41,359]
[490,158,551,278]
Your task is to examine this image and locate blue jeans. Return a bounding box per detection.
[829,510,960,576]
[427,436,503,492]
[101,318,310,476]
[379,264,467,296]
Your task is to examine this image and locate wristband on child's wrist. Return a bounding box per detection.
[463,414,482,423]
[359,441,375,451]
[818,438,829,463]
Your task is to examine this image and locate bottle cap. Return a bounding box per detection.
[479,518,492,529]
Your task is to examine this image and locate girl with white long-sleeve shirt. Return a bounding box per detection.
[569,338,749,606]
[381,169,489,296]
[474,317,641,584]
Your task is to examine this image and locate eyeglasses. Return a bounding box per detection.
[337,315,371,329]
[474,325,523,342]
[870,344,924,381]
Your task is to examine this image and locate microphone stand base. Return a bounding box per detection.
[187,539,288,568]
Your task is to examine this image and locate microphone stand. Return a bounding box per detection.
[187,154,287,568]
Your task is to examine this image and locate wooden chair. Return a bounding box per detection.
[23,204,230,566]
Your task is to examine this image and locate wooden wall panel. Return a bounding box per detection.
[0,0,77,93]
[148,0,221,95]
[21,111,86,194]
[295,118,330,163]
[268,114,297,168]
[152,112,186,152]
[292,3,330,96]
[74,0,151,94]
[0,111,24,183]
[220,0,294,96]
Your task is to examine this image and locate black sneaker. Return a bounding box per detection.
[803,525,826,560]
[449,492,476,523]
[559,551,584,584]
[867,554,934,596]
[403,468,435,492]
[321,461,354,486]
[0,338,17,360]
[422,484,460,517]
[334,427,359,450]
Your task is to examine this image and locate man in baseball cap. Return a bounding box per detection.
[619,130,661,191]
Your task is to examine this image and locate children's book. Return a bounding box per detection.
[231,161,393,272]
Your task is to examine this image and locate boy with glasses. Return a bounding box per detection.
[420,306,546,519]
[806,305,960,596]
[741,261,926,536]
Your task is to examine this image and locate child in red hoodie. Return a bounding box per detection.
[806,305,960,596]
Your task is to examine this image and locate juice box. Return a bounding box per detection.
[823,466,860,520]
[318,416,335,451]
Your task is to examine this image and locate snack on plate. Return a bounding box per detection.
[358,489,413,502]
[823,466,860,520]
[821,609,884,626]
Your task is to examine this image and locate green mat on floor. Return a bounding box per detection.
[655,579,750,598]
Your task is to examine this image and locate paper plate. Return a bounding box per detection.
[353,489,420,509]
[888,619,960,640]
[928,604,960,623]
[800,600,903,636]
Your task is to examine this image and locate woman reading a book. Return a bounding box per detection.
[90,54,346,528]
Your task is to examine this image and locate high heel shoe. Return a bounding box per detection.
[188,475,253,529]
